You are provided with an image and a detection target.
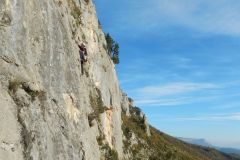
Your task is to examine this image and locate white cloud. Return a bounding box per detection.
[216,101,240,109]
[137,82,218,97]
[135,97,190,106]
[174,113,240,121]
[132,80,240,107]
[135,95,218,106]
[131,82,220,106]
[111,0,240,36]
[157,0,240,36]
[135,90,240,107]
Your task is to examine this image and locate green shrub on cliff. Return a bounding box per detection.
[105,33,120,64]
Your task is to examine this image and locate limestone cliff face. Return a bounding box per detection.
[1,1,240,160]
[0,0,139,159]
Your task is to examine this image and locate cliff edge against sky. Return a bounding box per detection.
[0,0,239,160]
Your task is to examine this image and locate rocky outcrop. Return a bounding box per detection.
[121,92,130,117]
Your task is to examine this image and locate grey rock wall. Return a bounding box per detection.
[0,0,127,159]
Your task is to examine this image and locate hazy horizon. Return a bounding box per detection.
[95,0,240,149]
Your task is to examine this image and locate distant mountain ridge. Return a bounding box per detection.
[178,137,213,147]
[218,148,240,155]
[177,137,240,155]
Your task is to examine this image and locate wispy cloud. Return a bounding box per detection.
[135,97,190,106]
[215,101,240,110]
[135,91,240,107]
[135,95,218,107]
[105,0,240,36]
[163,0,240,36]
[173,113,240,121]
[132,80,240,107]
[133,82,220,106]
[137,82,218,97]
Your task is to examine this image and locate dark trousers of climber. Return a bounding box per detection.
[81,61,84,75]
[79,50,89,76]
[81,61,89,77]
[80,51,85,75]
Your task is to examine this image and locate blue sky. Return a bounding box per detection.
[94,0,240,149]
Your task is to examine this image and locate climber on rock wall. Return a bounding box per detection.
[77,42,89,76]
[78,43,88,63]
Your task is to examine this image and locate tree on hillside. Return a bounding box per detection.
[105,33,120,64]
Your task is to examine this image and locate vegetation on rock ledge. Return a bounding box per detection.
[105,33,120,64]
